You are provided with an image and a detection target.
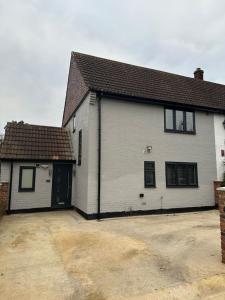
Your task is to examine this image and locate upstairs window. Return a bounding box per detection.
[78,130,82,166]
[165,108,195,134]
[19,166,36,192]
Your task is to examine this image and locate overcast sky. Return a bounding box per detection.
[1,0,225,133]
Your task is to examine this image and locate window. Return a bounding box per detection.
[144,161,156,187]
[165,108,195,133]
[165,109,173,130]
[166,162,198,187]
[78,130,82,166]
[72,115,76,133]
[19,166,36,192]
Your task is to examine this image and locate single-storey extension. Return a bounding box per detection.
[0,122,75,212]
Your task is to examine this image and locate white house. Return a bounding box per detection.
[62,52,225,219]
[1,52,225,218]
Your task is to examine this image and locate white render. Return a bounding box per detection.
[66,93,92,213]
[67,95,218,215]
[0,162,53,210]
[213,114,225,181]
[11,162,52,210]
[0,95,220,214]
[0,162,10,182]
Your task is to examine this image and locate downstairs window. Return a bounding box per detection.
[19,166,36,192]
[166,162,198,187]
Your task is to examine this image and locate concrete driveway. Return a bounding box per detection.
[0,210,225,300]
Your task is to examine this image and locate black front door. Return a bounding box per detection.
[52,164,72,208]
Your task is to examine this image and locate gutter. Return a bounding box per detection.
[92,90,225,115]
[7,161,13,213]
[97,92,102,220]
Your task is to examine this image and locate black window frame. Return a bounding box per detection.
[144,161,156,188]
[78,129,82,166]
[18,166,36,192]
[164,108,196,134]
[165,162,198,188]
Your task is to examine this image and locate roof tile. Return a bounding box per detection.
[0,122,74,161]
[72,52,225,113]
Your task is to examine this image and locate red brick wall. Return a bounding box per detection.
[214,181,223,207]
[62,54,89,126]
[218,189,225,263]
[0,182,9,217]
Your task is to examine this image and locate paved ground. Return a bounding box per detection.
[0,210,225,299]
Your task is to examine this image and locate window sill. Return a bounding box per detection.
[164,129,196,135]
[18,189,35,192]
[144,186,156,188]
[166,185,199,188]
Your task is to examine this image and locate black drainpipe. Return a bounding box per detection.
[97,92,102,220]
[7,161,13,213]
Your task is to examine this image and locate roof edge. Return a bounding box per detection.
[94,90,225,114]
[0,158,76,163]
[71,51,225,88]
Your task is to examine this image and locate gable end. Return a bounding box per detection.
[62,53,89,127]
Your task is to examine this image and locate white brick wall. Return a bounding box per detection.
[10,162,52,210]
[214,114,225,181]
[0,162,10,182]
[66,93,91,212]
[86,98,217,214]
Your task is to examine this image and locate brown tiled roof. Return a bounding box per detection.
[0,122,74,161]
[72,51,225,112]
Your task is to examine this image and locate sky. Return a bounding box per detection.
[1,0,225,133]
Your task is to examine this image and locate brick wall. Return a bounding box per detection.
[218,188,225,263]
[0,182,9,217]
[62,54,89,126]
[214,181,223,206]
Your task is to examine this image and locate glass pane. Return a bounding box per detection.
[145,162,155,186]
[177,165,187,185]
[21,169,33,189]
[187,165,197,185]
[147,170,154,185]
[176,111,184,131]
[167,165,176,185]
[165,109,173,130]
[186,112,194,131]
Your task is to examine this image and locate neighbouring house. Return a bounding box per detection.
[0,122,75,212]
[1,52,225,218]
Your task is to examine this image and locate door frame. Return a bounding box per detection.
[51,163,73,209]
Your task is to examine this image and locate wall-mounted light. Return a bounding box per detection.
[143,145,152,154]
[40,165,49,169]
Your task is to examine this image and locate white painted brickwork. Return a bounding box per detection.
[66,94,91,212]
[0,162,10,182]
[214,114,225,181]
[85,98,217,214]
[10,162,52,210]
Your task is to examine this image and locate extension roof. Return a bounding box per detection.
[63,51,225,125]
[0,122,74,161]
